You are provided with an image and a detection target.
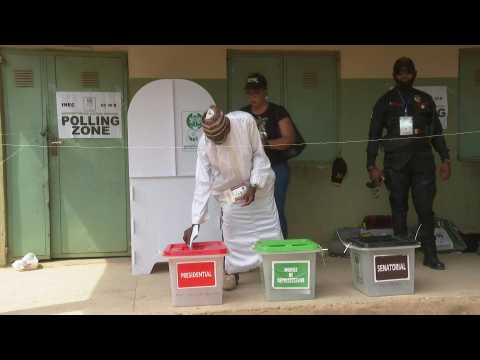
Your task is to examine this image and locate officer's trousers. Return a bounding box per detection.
[383,151,436,246]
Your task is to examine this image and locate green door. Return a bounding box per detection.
[459,49,480,161]
[47,55,129,258]
[227,54,283,112]
[1,51,50,259]
[1,49,129,261]
[284,55,338,162]
[227,51,338,163]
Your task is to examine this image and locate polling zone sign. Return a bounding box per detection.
[416,86,448,129]
[56,92,122,138]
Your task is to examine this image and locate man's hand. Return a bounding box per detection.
[439,160,451,181]
[182,225,194,245]
[241,185,257,207]
[368,165,384,184]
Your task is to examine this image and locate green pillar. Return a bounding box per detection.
[0,56,8,266]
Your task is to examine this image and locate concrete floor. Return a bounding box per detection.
[1,253,479,315]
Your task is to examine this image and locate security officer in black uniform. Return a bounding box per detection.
[366,57,452,270]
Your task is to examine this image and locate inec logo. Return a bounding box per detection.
[184,111,203,146]
[186,112,202,130]
[188,130,199,143]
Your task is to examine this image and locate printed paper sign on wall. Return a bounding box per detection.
[56,92,122,138]
[182,111,203,149]
[415,86,448,129]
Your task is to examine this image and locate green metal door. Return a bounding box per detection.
[227,53,283,111]
[284,55,338,162]
[47,55,129,258]
[227,52,338,163]
[1,51,51,259]
[459,49,480,161]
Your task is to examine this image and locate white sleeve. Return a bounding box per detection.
[247,115,274,188]
[192,143,212,225]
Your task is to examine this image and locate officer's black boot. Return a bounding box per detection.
[422,240,445,270]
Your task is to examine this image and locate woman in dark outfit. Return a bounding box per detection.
[241,73,296,239]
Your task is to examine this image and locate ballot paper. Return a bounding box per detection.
[189,224,199,248]
[224,185,248,204]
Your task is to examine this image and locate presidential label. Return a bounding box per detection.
[176,261,217,289]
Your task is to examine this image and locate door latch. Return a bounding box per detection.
[48,136,63,156]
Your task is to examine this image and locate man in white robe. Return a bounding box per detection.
[183,105,283,290]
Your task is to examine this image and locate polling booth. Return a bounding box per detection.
[127,79,222,275]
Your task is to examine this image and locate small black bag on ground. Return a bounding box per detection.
[460,233,480,253]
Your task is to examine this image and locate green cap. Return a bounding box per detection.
[254,239,321,254]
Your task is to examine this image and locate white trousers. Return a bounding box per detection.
[220,181,284,274]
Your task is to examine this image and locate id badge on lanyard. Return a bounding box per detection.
[398,90,414,136]
[399,116,414,136]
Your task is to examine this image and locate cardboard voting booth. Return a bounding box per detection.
[127,80,222,275]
